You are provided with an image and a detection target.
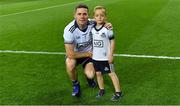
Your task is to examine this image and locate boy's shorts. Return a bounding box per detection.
[92,59,114,74]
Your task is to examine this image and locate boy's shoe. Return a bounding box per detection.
[111,92,123,101]
[72,84,81,97]
[96,89,105,98]
[87,78,97,88]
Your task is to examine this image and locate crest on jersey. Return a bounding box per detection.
[76,36,80,39]
[100,33,106,37]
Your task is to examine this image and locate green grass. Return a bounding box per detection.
[1,0,180,105]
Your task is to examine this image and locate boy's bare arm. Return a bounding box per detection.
[108,39,115,63]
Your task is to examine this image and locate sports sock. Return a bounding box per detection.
[86,78,94,83]
[72,80,79,86]
[115,92,122,96]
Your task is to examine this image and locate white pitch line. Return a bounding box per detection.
[0,50,65,55]
[0,0,90,18]
[114,54,180,60]
[0,50,180,60]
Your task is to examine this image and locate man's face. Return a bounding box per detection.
[74,8,88,26]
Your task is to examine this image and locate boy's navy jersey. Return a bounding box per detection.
[91,24,114,61]
[63,20,94,52]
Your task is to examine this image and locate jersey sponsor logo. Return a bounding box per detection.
[76,40,92,51]
[94,40,103,48]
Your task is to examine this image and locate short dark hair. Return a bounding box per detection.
[75,4,89,11]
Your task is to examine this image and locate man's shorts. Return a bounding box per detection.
[92,59,114,74]
[76,57,93,68]
[65,55,93,68]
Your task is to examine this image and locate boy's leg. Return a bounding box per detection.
[96,72,104,90]
[96,72,105,98]
[108,72,121,92]
[108,72,122,101]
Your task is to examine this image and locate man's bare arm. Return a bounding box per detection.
[65,44,92,59]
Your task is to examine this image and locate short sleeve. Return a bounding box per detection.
[63,28,74,44]
[107,29,114,40]
[88,19,96,25]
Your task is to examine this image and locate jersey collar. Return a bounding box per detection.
[74,20,89,32]
[94,23,105,31]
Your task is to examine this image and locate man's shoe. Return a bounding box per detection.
[87,78,97,88]
[111,92,122,101]
[72,84,81,97]
[96,89,105,98]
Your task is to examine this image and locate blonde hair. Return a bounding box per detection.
[93,5,106,16]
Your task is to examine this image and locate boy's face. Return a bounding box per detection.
[94,9,106,25]
[74,8,88,27]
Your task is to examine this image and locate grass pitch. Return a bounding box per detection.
[0,0,180,105]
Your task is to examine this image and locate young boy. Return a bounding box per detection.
[91,6,122,101]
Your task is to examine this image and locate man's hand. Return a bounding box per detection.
[86,51,92,58]
[65,44,92,59]
[104,23,113,30]
[68,51,92,59]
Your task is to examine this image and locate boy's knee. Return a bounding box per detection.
[108,72,116,77]
[96,72,102,76]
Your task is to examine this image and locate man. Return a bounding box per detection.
[63,4,96,97]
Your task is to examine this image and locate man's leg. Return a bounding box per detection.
[84,62,97,88]
[66,58,80,97]
[66,58,77,81]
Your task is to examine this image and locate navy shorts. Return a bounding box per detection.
[76,57,93,68]
[92,59,114,74]
[65,56,93,69]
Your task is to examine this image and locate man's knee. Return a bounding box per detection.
[84,63,95,79]
[85,71,94,79]
[66,58,76,72]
